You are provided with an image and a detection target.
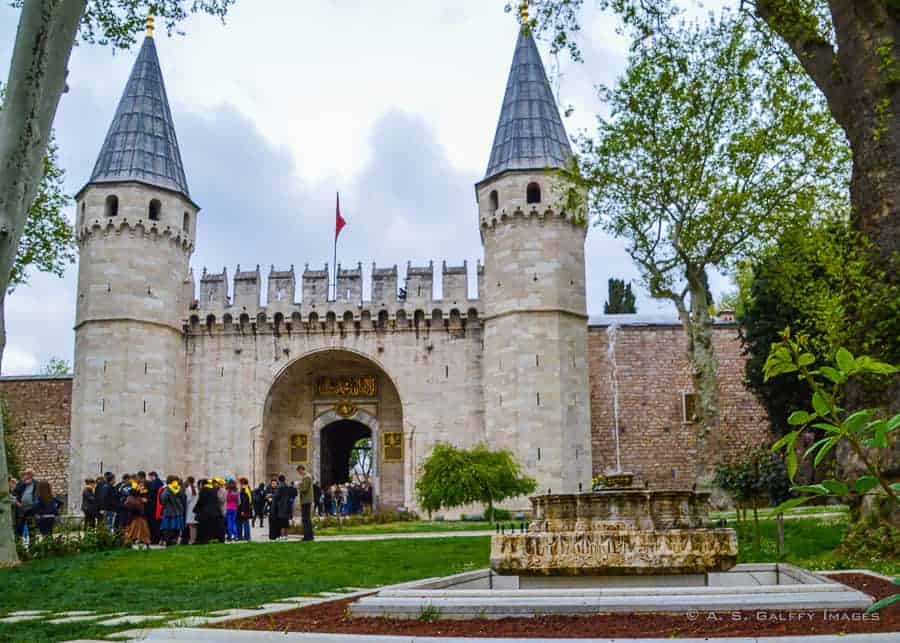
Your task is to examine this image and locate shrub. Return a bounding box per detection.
[16,524,122,562]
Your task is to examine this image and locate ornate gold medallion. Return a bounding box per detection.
[334,398,358,418]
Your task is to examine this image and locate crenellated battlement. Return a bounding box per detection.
[77,216,195,252]
[479,204,584,231]
[186,260,485,334]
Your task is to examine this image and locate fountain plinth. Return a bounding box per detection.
[491,488,737,577]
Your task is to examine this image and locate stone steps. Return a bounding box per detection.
[351,589,873,619]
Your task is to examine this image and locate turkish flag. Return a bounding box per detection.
[335,192,346,240]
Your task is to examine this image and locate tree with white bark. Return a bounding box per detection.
[0,0,235,568]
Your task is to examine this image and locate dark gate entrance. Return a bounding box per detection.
[320,420,372,490]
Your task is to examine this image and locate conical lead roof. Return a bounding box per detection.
[87,35,190,198]
[483,28,573,181]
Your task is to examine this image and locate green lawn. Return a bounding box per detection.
[0,536,490,643]
[710,504,849,521]
[0,510,894,643]
[312,519,495,536]
[305,505,849,537]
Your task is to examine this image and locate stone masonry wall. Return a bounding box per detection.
[0,376,72,502]
[587,323,769,488]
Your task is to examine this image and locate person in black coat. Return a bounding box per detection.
[252,483,266,528]
[194,479,222,545]
[268,475,296,541]
[81,478,99,529]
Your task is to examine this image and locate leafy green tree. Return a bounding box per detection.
[560,13,847,480]
[765,333,900,611]
[516,0,899,295]
[349,437,373,479]
[714,444,790,553]
[42,357,71,376]
[603,278,636,314]
[766,333,899,514]
[0,0,237,568]
[416,443,536,523]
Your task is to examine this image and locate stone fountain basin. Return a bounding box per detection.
[350,563,873,619]
[349,564,873,619]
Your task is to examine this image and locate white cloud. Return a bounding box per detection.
[0,1,742,374]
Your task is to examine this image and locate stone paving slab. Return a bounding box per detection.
[0,614,45,623]
[7,610,47,616]
[47,614,106,624]
[257,602,307,610]
[96,614,166,626]
[104,628,153,640]
[56,610,97,616]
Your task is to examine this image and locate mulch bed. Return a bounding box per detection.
[210,572,899,638]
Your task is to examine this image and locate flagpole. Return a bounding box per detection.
[333,192,339,302]
[333,228,338,302]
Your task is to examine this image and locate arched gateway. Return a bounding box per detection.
[260,350,404,510]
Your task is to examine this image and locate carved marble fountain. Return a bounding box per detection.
[490,480,739,582]
[351,478,872,618]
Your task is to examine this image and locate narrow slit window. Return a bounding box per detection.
[148,199,161,221]
[526,182,541,204]
[105,195,118,217]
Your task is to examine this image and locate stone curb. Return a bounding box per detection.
[140,631,900,642]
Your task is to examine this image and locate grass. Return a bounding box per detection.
[0,509,893,643]
[710,504,849,521]
[313,520,495,536]
[307,505,849,537]
[733,515,898,576]
[0,536,489,643]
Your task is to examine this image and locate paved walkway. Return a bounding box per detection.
[249,524,493,542]
[248,511,848,543]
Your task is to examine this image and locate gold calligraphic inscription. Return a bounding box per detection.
[317,376,377,398]
[382,431,403,462]
[334,398,358,418]
[289,433,309,463]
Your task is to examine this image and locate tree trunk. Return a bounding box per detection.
[755,2,899,278]
[682,269,721,486]
[752,499,760,555]
[0,0,85,567]
[755,1,900,535]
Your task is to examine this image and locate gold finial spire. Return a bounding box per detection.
[519,0,530,24]
[146,14,155,38]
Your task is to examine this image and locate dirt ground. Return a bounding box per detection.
[212,572,899,638]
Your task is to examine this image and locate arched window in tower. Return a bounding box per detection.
[105,195,119,217]
[148,199,162,221]
[182,212,190,233]
[489,190,499,213]
[526,182,541,204]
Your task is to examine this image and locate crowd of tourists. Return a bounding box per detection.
[317,482,373,516]
[9,464,318,546]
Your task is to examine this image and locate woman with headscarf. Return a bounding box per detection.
[123,482,150,547]
[159,475,187,546]
[194,479,222,545]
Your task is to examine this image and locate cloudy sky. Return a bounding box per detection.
[0,0,730,375]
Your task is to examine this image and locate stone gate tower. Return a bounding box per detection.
[478,25,592,498]
[68,21,198,503]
